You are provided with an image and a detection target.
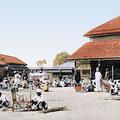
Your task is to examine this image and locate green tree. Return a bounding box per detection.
[53,51,70,66]
[36,59,47,67]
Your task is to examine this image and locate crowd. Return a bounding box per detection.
[77,67,120,95]
[0,67,120,111]
[0,88,48,111]
[52,77,73,87]
[0,70,50,91]
[0,70,49,111]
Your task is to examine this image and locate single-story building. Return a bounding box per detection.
[0,54,27,80]
[30,61,75,84]
[69,16,120,80]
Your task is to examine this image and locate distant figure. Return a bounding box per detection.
[95,67,102,92]
[104,68,109,80]
[21,79,28,89]
[86,80,94,92]
[75,70,81,84]
[59,80,65,87]
[22,70,28,81]
[109,80,119,95]
[29,70,34,83]
[0,91,10,110]
[59,70,62,81]
[91,71,95,80]
[14,71,21,87]
[52,80,58,87]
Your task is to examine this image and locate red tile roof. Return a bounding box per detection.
[84,16,120,37]
[69,40,120,60]
[0,54,26,65]
[0,61,6,65]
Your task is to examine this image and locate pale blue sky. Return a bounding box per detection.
[0,0,120,66]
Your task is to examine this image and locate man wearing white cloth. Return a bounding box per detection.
[95,67,102,92]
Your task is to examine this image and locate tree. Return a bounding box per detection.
[36,59,47,67]
[53,51,70,66]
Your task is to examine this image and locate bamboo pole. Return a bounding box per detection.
[43,106,67,113]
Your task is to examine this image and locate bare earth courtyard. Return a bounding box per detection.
[0,87,120,120]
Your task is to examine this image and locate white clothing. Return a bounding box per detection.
[114,84,118,93]
[95,71,102,91]
[108,80,114,88]
[32,95,44,102]
[40,76,44,83]
[95,72,102,81]
[60,81,65,87]
[95,80,101,91]
[3,80,8,88]
[14,73,21,86]
[52,81,57,87]
[29,72,34,77]
[0,94,9,102]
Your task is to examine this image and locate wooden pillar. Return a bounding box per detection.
[112,65,114,80]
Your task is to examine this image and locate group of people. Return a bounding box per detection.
[0,88,48,111]
[0,71,24,90]
[52,77,72,87]
[92,67,120,94]
[75,67,102,92]
[80,66,120,95]
[0,69,50,91]
[29,70,49,90]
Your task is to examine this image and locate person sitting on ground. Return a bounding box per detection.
[0,91,10,110]
[30,89,48,110]
[52,80,58,87]
[86,80,94,92]
[110,81,118,95]
[59,80,65,87]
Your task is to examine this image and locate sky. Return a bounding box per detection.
[0,0,120,67]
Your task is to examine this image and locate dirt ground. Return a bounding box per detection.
[0,87,120,120]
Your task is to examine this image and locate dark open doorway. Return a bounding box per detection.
[90,60,120,80]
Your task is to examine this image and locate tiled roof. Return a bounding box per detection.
[69,40,120,60]
[84,16,120,37]
[0,54,26,65]
[0,61,6,65]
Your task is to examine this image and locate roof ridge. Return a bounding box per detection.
[84,16,120,37]
[0,54,26,65]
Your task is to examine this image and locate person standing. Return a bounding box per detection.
[14,71,21,88]
[104,68,109,80]
[95,67,102,92]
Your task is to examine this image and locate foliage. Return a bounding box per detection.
[53,51,70,66]
[36,59,47,67]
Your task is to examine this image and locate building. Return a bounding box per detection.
[30,61,75,84]
[69,16,120,80]
[0,54,27,80]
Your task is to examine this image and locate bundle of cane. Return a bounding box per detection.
[43,106,68,113]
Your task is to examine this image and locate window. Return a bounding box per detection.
[82,70,90,75]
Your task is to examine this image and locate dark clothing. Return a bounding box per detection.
[75,70,81,84]
[0,100,9,108]
[31,100,48,110]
